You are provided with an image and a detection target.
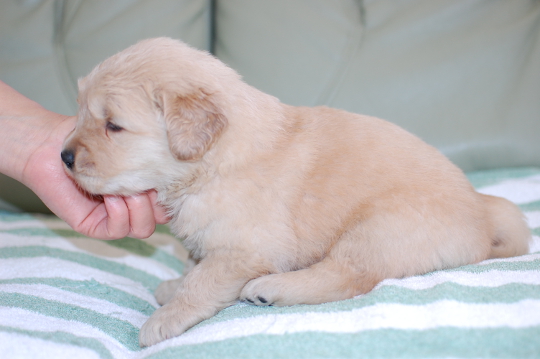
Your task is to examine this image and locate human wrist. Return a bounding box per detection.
[0,116,44,182]
[0,81,73,184]
[19,113,75,189]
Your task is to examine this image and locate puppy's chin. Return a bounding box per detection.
[71,173,153,197]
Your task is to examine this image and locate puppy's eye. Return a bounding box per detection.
[106,121,124,132]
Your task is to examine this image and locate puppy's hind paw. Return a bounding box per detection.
[240,274,285,307]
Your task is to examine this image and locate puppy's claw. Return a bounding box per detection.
[241,276,281,307]
[242,297,273,306]
[257,296,268,304]
[242,295,273,306]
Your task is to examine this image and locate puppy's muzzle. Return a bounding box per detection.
[61,149,75,170]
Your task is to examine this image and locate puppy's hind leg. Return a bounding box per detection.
[240,253,380,306]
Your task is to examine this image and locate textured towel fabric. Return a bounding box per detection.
[1,168,539,359]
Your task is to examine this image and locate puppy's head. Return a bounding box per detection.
[61,38,230,195]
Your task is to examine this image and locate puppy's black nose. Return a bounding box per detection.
[61,149,75,170]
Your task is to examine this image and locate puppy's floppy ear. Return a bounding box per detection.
[161,89,227,161]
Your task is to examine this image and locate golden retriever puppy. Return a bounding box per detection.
[61,38,531,347]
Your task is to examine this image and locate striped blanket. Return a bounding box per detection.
[1,168,539,358]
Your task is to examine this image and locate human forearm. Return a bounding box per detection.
[0,81,70,182]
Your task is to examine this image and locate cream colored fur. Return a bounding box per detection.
[62,38,531,347]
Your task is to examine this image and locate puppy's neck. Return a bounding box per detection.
[157,163,208,205]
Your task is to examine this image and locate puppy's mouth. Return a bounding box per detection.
[60,149,127,196]
[63,164,154,199]
[64,170,110,196]
[73,173,148,197]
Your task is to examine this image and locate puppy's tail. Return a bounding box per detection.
[482,194,531,259]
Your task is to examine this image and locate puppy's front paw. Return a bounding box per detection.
[154,278,184,305]
[139,302,194,347]
[240,274,284,307]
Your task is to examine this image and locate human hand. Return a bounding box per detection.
[22,115,170,239]
[0,81,169,239]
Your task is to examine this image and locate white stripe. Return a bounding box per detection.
[0,219,47,230]
[0,331,101,359]
[478,252,540,265]
[0,234,180,280]
[0,284,148,326]
[378,268,540,290]
[0,257,158,307]
[530,235,540,254]
[0,308,134,359]
[157,300,540,348]
[477,174,540,204]
[525,211,540,228]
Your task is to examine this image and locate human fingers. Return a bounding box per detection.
[100,196,131,239]
[69,196,130,240]
[124,194,159,239]
[73,192,165,240]
[148,190,171,224]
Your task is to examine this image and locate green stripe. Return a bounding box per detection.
[0,228,57,236]
[445,258,540,273]
[192,283,540,328]
[146,327,540,359]
[0,216,173,236]
[0,219,184,274]
[154,224,175,236]
[520,200,540,212]
[0,325,113,359]
[0,292,141,351]
[49,228,184,273]
[0,211,36,222]
[359,282,540,306]
[0,277,156,315]
[0,246,161,290]
[0,214,175,237]
[106,237,183,272]
[466,167,540,189]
